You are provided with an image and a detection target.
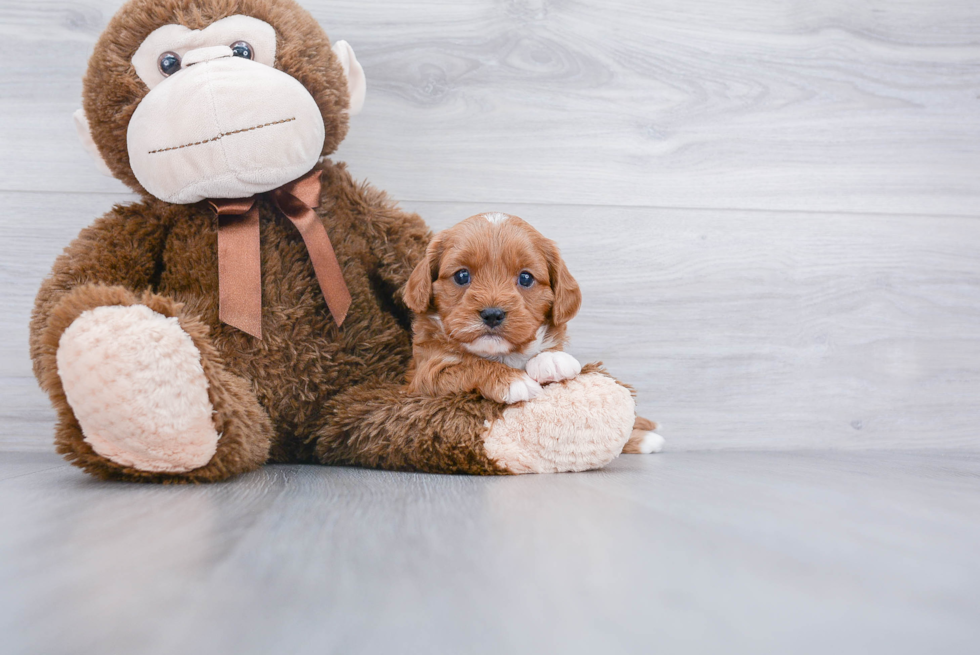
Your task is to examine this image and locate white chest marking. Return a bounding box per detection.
[483,325,558,369]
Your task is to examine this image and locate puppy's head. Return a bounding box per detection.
[404,212,581,355]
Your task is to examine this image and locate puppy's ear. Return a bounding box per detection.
[543,239,582,326]
[403,235,444,314]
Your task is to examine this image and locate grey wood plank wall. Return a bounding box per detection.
[1,1,978,451]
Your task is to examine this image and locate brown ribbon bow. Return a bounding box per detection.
[209,169,351,339]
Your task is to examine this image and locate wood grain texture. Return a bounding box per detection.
[1,1,980,214]
[1,0,978,451]
[1,450,979,654]
[3,191,978,451]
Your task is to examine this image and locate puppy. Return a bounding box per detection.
[402,212,664,453]
[403,212,579,404]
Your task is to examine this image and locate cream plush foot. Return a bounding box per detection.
[56,304,219,473]
[483,372,635,473]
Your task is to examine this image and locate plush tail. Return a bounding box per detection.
[622,415,665,454]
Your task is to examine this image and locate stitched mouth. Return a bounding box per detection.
[147,117,297,154]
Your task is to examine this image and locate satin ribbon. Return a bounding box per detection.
[209,169,351,339]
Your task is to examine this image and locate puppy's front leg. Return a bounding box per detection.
[447,356,544,404]
[410,350,541,404]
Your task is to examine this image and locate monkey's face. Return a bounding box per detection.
[76,0,364,204]
[126,16,327,203]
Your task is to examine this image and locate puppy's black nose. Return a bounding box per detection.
[480,307,506,328]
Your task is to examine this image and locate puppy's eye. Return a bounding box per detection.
[518,271,534,288]
[230,41,253,60]
[158,52,182,77]
[453,269,471,286]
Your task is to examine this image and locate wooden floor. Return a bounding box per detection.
[2,1,980,652]
[2,450,979,654]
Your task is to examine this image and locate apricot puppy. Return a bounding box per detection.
[403,212,583,404]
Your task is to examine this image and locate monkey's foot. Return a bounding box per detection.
[483,372,635,473]
[56,305,219,473]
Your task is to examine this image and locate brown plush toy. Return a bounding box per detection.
[29,0,644,483]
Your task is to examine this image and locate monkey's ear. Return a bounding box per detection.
[72,108,113,177]
[331,40,366,116]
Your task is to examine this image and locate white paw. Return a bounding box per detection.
[525,351,582,384]
[56,305,219,473]
[501,374,542,404]
[637,432,665,454]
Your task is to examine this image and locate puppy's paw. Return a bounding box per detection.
[526,351,582,384]
[501,374,543,404]
[623,430,665,454]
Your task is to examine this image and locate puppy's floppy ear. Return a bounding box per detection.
[543,238,582,326]
[403,235,444,314]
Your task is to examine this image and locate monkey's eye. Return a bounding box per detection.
[453,269,471,286]
[518,271,534,288]
[230,41,253,60]
[158,52,181,77]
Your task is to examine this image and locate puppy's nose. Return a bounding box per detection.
[480,307,506,328]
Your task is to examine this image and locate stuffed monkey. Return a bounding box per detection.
[29,0,639,482]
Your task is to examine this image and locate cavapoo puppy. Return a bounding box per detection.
[403,212,664,453]
[404,212,581,404]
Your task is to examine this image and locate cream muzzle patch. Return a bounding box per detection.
[125,16,325,204]
[73,15,366,201]
[126,53,326,204]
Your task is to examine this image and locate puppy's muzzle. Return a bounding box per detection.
[480,307,506,328]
